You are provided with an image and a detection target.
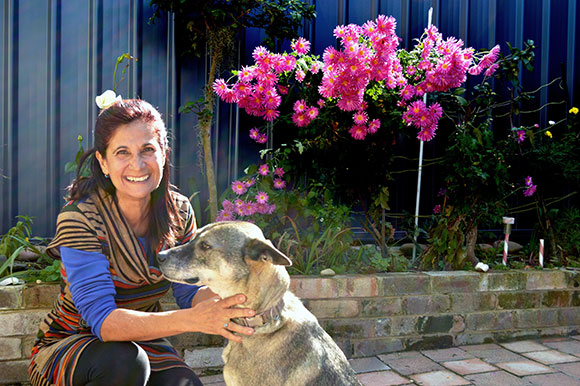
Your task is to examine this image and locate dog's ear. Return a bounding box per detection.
[243,238,292,266]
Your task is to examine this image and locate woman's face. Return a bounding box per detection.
[96,119,165,205]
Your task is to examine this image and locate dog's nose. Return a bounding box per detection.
[157,251,167,263]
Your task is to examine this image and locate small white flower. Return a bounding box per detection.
[95,90,122,109]
[475,262,489,272]
[548,120,555,125]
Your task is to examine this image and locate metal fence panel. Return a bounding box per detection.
[1,0,578,237]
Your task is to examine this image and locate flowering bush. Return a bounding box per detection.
[214,15,499,143]
[213,15,500,230]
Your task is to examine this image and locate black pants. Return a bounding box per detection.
[72,341,203,386]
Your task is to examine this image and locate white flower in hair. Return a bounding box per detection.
[95,90,122,109]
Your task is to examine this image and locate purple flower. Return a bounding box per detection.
[231,181,247,195]
[433,204,441,214]
[515,130,526,144]
[524,184,537,197]
[273,178,286,189]
[523,176,536,197]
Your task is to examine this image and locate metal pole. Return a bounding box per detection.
[412,7,433,262]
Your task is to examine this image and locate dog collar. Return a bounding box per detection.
[233,298,285,328]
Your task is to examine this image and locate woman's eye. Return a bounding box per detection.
[144,147,156,153]
[116,150,129,156]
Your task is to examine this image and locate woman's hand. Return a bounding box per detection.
[191,286,220,306]
[188,293,255,343]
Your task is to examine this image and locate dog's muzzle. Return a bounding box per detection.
[157,250,200,284]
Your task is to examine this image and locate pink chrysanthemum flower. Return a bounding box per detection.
[216,210,235,222]
[515,130,526,144]
[479,45,500,69]
[368,119,381,134]
[243,202,256,216]
[249,128,260,141]
[484,63,499,76]
[294,100,307,113]
[349,125,367,140]
[400,85,415,101]
[273,178,286,189]
[323,47,339,63]
[362,20,377,36]
[274,167,285,177]
[292,112,309,127]
[524,184,537,197]
[291,37,311,55]
[263,109,280,121]
[417,125,436,141]
[433,205,441,214]
[255,191,269,204]
[213,79,229,98]
[333,25,347,39]
[317,99,326,108]
[307,107,319,120]
[525,176,533,187]
[244,178,256,188]
[258,164,270,176]
[310,62,322,74]
[233,82,251,99]
[231,180,247,195]
[468,65,483,75]
[222,200,235,212]
[252,46,269,61]
[353,110,368,125]
[295,69,306,82]
[238,66,255,82]
[256,133,268,144]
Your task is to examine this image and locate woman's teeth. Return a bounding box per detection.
[126,175,149,182]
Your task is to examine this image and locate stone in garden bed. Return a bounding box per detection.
[493,241,523,253]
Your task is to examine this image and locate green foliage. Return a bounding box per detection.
[420,213,469,270]
[279,220,353,275]
[0,216,59,283]
[112,53,138,92]
[64,135,90,178]
[149,0,316,54]
[553,208,580,263]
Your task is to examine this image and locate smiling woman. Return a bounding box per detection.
[95,119,166,236]
[28,99,256,386]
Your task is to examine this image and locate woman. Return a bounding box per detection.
[29,99,255,386]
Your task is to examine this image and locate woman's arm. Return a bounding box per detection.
[100,293,255,343]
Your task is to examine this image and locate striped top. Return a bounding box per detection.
[29,188,196,386]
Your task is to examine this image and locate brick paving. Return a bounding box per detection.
[199,335,580,385]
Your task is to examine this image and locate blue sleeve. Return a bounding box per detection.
[60,247,117,341]
[172,282,201,309]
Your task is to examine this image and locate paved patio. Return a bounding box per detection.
[199,335,580,385]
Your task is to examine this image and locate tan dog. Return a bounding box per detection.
[158,221,362,386]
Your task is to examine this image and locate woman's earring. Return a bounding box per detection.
[104,174,109,179]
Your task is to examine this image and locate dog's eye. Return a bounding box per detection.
[199,241,211,250]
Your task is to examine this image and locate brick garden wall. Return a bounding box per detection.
[1,269,580,385]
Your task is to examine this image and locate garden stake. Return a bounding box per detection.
[539,239,544,267]
[502,217,515,266]
[412,7,433,262]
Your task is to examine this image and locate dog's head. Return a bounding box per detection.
[158,221,291,298]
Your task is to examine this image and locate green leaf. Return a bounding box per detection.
[455,96,468,106]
